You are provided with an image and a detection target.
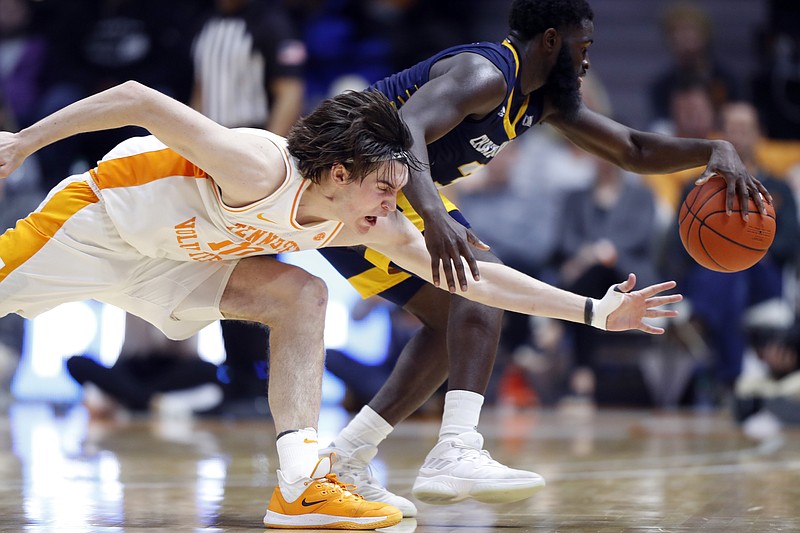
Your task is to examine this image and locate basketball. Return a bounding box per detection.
[679,176,776,272]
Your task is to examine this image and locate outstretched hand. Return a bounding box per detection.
[0,132,27,180]
[600,273,683,334]
[424,211,489,293]
[696,140,772,220]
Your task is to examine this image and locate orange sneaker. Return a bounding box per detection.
[263,454,402,529]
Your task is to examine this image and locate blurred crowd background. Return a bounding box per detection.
[1,0,800,429]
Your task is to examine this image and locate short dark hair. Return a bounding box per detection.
[287,90,420,185]
[509,0,594,40]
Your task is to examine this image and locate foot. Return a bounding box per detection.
[412,431,545,505]
[322,442,417,517]
[264,455,402,529]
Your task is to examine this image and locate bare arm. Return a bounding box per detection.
[265,77,305,136]
[0,81,282,205]
[546,103,771,217]
[360,212,682,333]
[398,53,506,291]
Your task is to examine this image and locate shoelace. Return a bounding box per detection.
[451,442,503,466]
[337,458,387,489]
[317,473,363,499]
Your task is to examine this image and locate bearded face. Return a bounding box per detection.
[543,44,583,120]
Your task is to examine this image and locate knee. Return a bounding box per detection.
[456,298,504,332]
[292,273,328,317]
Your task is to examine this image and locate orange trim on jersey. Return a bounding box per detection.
[289,180,309,230]
[91,148,207,190]
[0,181,99,282]
[500,40,530,140]
[318,223,343,247]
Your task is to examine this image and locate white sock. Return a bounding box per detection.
[439,390,484,439]
[276,427,320,483]
[331,405,393,453]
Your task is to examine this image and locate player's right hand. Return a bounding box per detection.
[424,211,489,293]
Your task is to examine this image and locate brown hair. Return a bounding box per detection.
[287,90,422,185]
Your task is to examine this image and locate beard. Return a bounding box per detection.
[543,45,582,120]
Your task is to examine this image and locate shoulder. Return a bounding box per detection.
[427,51,507,111]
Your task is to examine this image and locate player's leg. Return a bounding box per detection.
[219,256,401,530]
[322,196,543,511]
[384,247,545,504]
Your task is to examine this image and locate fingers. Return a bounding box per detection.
[440,257,457,293]
[638,323,666,335]
[737,179,749,221]
[431,257,441,289]
[725,180,737,217]
[645,293,683,308]
[467,231,491,251]
[452,253,468,292]
[643,307,680,319]
[753,178,772,215]
[756,179,773,206]
[636,280,678,299]
[695,169,716,186]
[460,239,481,283]
[615,273,636,293]
[437,251,466,293]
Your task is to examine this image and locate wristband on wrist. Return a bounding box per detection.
[583,297,594,326]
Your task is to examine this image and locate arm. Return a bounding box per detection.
[0,81,282,206]
[546,103,771,218]
[398,53,506,292]
[265,77,305,136]
[363,211,682,334]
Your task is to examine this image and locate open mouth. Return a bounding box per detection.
[365,216,377,226]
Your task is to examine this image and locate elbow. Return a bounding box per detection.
[119,80,146,96]
[616,142,651,174]
[117,80,158,117]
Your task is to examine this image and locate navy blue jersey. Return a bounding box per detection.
[372,40,545,187]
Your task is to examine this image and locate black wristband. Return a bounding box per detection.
[584,297,594,326]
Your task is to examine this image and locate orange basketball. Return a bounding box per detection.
[678,176,776,272]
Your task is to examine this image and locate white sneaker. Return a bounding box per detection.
[322,443,418,518]
[412,431,545,504]
[153,384,223,418]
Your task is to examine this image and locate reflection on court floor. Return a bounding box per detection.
[1,404,799,532]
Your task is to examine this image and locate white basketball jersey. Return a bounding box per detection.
[88,129,343,262]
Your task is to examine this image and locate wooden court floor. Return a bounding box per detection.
[0,403,798,532]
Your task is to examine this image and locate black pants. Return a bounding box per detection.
[66,354,219,411]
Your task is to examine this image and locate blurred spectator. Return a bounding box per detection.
[190,0,306,134]
[0,175,42,397]
[661,102,800,405]
[734,302,800,439]
[643,76,718,220]
[0,0,47,130]
[289,0,479,107]
[751,0,800,140]
[648,2,740,133]
[33,0,199,189]
[552,157,660,403]
[189,0,307,418]
[67,314,223,419]
[325,298,422,413]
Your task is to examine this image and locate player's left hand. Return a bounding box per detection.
[695,140,771,220]
[597,273,683,334]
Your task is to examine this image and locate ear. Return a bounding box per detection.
[542,28,560,53]
[329,163,351,186]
